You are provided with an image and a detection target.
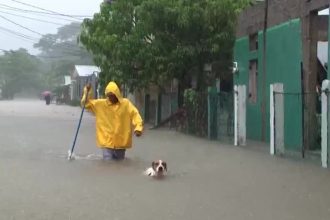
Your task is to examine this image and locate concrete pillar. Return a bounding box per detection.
[321,80,330,168]
[270,83,284,155]
[234,85,246,146]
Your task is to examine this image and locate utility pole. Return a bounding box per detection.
[261,0,269,141]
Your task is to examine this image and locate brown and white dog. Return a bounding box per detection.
[144,160,167,178]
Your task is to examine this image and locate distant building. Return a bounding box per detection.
[71,65,101,101]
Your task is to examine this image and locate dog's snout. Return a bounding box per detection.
[158,166,163,171]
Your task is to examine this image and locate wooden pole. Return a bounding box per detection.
[261,0,269,141]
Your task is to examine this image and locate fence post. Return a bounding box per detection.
[270,84,275,155]
[270,83,284,155]
[156,93,162,126]
[144,94,150,123]
[234,85,246,146]
[208,86,217,140]
[321,80,330,168]
[234,85,238,146]
[239,85,246,146]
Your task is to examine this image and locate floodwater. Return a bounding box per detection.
[0,99,330,220]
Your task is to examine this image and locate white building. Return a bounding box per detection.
[71,65,101,101]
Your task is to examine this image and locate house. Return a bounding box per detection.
[234,0,329,152]
[129,80,179,127]
[64,75,71,86]
[55,76,72,104]
[71,65,101,101]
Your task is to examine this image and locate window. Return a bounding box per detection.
[249,60,258,103]
[249,33,258,51]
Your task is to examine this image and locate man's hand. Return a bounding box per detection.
[134,130,142,137]
[86,83,92,92]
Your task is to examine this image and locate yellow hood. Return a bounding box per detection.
[105,81,123,101]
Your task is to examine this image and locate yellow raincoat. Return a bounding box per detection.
[81,81,143,149]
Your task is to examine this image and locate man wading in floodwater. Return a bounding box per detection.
[81,81,143,160]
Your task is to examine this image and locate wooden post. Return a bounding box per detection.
[302,11,318,152]
[261,0,269,141]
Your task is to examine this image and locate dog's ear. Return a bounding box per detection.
[152,161,156,169]
[163,162,167,171]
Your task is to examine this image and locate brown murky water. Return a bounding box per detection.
[0,99,330,220]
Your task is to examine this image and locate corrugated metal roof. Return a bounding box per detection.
[74,65,101,77]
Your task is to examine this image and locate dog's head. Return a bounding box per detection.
[152,160,167,175]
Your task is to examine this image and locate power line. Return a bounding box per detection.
[0,25,38,41]
[0,14,43,36]
[0,15,85,53]
[0,15,84,52]
[0,16,78,47]
[10,0,91,20]
[0,14,90,56]
[0,4,80,22]
[0,10,66,26]
[0,29,37,43]
[1,2,92,18]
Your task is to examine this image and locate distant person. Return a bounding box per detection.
[81,81,143,160]
[45,94,51,105]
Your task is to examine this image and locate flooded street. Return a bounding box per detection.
[0,99,330,220]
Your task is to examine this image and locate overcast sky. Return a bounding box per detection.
[0,0,103,54]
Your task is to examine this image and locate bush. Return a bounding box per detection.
[183,89,208,137]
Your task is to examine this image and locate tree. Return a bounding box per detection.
[35,22,93,62]
[137,0,251,89]
[79,0,144,92]
[0,49,42,99]
[34,22,94,90]
[80,0,250,92]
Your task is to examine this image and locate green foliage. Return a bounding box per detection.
[0,49,42,99]
[80,0,250,91]
[183,88,208,136]
[184,88,197,108]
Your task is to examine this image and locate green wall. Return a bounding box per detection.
[234,37,262,140]
[234,19,303,151]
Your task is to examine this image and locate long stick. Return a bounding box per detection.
[68,81,89,160]
[68,90,89,160]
